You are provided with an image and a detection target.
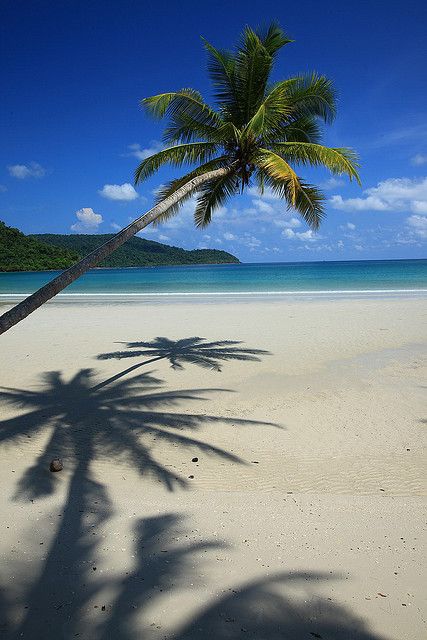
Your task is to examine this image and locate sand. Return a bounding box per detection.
[0,295,426,639]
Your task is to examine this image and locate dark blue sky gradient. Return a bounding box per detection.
[1,0,426,261]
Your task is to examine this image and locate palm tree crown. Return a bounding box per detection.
[135,23,360,230]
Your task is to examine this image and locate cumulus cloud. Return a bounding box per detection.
[411,153,427,166]
[125,142,163,160]
[7,162,46,179]
[99,182,139,201]
[282,228,319,241]
[330,194,389,211]
[330,176,427,213]
[252,198,274,213]
[71,207,103,232]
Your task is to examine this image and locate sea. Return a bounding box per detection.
[0,259,426,300]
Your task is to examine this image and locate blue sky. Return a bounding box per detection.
[1,0,426,262]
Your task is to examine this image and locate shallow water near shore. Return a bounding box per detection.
[1,258,426,296]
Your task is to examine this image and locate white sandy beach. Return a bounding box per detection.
[0,296,426,639]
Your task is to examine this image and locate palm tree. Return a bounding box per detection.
[0,23,360,335]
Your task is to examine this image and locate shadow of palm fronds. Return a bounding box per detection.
[95,336,270,388]
[0,368,277,498]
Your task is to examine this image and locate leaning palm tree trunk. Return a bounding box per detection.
[0,168,228,335]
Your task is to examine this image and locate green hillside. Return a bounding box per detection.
[0,221,239,271]
[0,221,80,271]
[31,233,239,268]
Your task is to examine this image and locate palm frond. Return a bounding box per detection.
[243,83,293,139]
[257,22,293,55]
[273,74,337,124]
[152,157,230,223]
[194,172,239,227]
[272,142,361,183]
[255,149,302,205]
[266,116,322,143]
[202,39,239,118]
[292,181,326,229]
[142,89,221,125]
[163,114,219,144]
[234,28,273,124]
[134,142,218,184]
[257,169,325,229]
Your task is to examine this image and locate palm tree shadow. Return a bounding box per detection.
[97,513,224,639]
[4,508,390,640]
[170,571,389,640]
[0,368,278,499]
[95,336,271,388]
[0,369,278,639]
[96,519,389,640]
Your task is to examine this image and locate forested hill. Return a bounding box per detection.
[0,221,80,271]
[31,233,239,268]
[0,221,239,271]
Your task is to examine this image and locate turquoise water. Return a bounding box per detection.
[0,260,426,296]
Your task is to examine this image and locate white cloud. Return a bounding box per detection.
[346,222,356,230]
[242,235,262,250]
[99,182,139,201]
[354,244,364,251]
[406,214,427,239]
[274,217,301,229]
[330,176,427,213]
[110,222,121,230]
[7,162,46,179]
[330,194,389,211]
[282,228,319,241]
[252,198,274,213]
[71,207,103,232]
[411,153,427,166]
[223,232,235,241]
[247,186,280,201]
[125,142,163,160]
[320,176,344,190]
[411,200,427,214]
[159,234,171,242]
[139,225,157,236]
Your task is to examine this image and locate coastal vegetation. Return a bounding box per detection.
[31,233,238,268]
[0,23,360,333]
[0,222,238,271]
[0,221,79,272]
